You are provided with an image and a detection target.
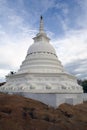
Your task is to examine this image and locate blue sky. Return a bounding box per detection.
[0,0,87,82]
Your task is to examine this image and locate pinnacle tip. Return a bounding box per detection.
[40,16,43,20]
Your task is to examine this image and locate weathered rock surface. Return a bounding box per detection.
[0,93,87,130]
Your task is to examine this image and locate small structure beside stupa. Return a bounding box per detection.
[0,16,83,107]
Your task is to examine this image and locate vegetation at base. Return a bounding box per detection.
[0,82,6,86]
[78,79,87,93]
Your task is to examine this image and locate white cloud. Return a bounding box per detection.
[0,31,33,65]
[0,69,10,79]
[52,29,87,79]
[55,2,69,15]
[8,15,24,26]
[76,0,87,28]
[0,17,38,81]
[53,29,87,65]
[0,0,37,82]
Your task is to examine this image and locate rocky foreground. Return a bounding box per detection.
[0,93,87,130]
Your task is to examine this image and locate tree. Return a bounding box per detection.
[77,79,87,93]
[82,80,87,93]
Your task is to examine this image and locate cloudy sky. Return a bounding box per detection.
[0,0,87,82]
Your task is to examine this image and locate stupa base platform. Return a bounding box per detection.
[0,72,83,107]
[0,72,83,93]
[8,92,83,108]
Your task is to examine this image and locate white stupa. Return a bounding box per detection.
[0,16,83,107]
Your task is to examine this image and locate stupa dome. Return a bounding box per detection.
[27,40,56,56]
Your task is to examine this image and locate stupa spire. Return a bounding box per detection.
[35,16,50,41]
[39,16,44,33]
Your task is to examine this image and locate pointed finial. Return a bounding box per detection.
[39,15,44,33]
[40,16,43,20]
